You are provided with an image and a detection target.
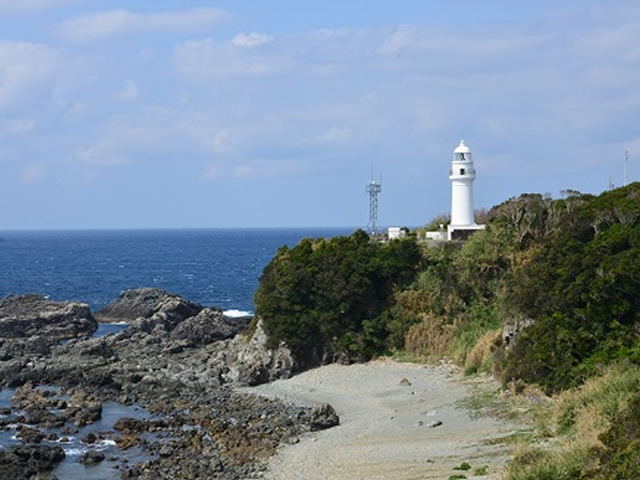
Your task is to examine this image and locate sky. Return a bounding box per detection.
[0,0,639,230]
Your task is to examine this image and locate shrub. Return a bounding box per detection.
[597,391,640,479]
[254,230,422,368]
[506,445,588,480]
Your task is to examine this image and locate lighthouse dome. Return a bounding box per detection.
[454,140,470,154]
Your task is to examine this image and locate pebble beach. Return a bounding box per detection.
[247,359,516,480]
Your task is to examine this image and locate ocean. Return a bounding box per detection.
[0,228,355,315]
[0,228,351,476]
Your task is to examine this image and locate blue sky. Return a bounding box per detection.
[0,0,638,229]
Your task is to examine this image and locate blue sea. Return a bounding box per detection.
[0,228,355,315]
[0,228,358,477]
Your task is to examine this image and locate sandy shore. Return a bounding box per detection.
[245,359,517,480]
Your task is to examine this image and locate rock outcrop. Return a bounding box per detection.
[310,403,340,431]
[79,449,105,465]
[170,308,251,345]
[97,287,202,324]
[0,294,97,341]
[216,318,295,386]
[0,445,65,480]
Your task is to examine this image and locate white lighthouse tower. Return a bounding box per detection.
[447,140,485,240]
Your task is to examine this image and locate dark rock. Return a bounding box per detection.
[310,403,340,431]
[115,434,139,450]
[11,384,66,428]
[97,288,202,325]
[161,340,191,354]
[60,425,79,435]
[75,338,115,358]
[0,445,65,480]
[82,432,98,444]
[170,308,250,345]
[0,336,50,360]
[399,377,412,386]
[16,426,46,443]
[113,417,146,433]
[159,444,174,457]
[0,294,97,340]
[79,450,105,465]
[428,419,443,428]
[65,391,102,427]
[27,408,66,428]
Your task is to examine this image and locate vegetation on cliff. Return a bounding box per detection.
[255,182,640,479]
[254,229,422,367]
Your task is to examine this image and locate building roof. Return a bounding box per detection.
[454,140,471,154]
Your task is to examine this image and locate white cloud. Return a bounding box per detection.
[74,141,125,166]
[115,79,138,102]
[3,2,640,229]
[211,130,231,153]
[0,41,59,112]
[232,32,274,48]
[175,37,288,77]
[21,164,44,183]
[57,8,231,42]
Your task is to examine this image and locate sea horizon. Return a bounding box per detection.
[0,227,358,313]
[0,225,362,234]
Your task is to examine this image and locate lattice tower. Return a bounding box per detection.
[366,180,382,234]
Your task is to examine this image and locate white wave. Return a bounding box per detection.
[223,309,253,318]
[63,447,87,456]
[102,321,128,326]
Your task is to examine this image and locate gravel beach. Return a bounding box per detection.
[246,359,516,480]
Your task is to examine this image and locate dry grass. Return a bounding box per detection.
[553,362,640,435]
[506,362,640,480]
[463,327,502,373]
[404,313,455,360]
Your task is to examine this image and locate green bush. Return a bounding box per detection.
[503,185,640,392]
[596,391,640,479]
[254,230,422,368]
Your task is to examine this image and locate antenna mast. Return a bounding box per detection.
[624,148,629,186]
[366,178,382,234]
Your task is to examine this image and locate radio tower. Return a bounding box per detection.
[624,148,629,186]
[366,177,382,234]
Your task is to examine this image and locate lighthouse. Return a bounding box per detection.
[447,140,485,240]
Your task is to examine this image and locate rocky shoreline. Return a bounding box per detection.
[0,289,339,480]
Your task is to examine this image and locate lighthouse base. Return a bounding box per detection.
[447,224,486,241]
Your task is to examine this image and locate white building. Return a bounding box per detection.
[387,226,406,240]
[447,140,485,240]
